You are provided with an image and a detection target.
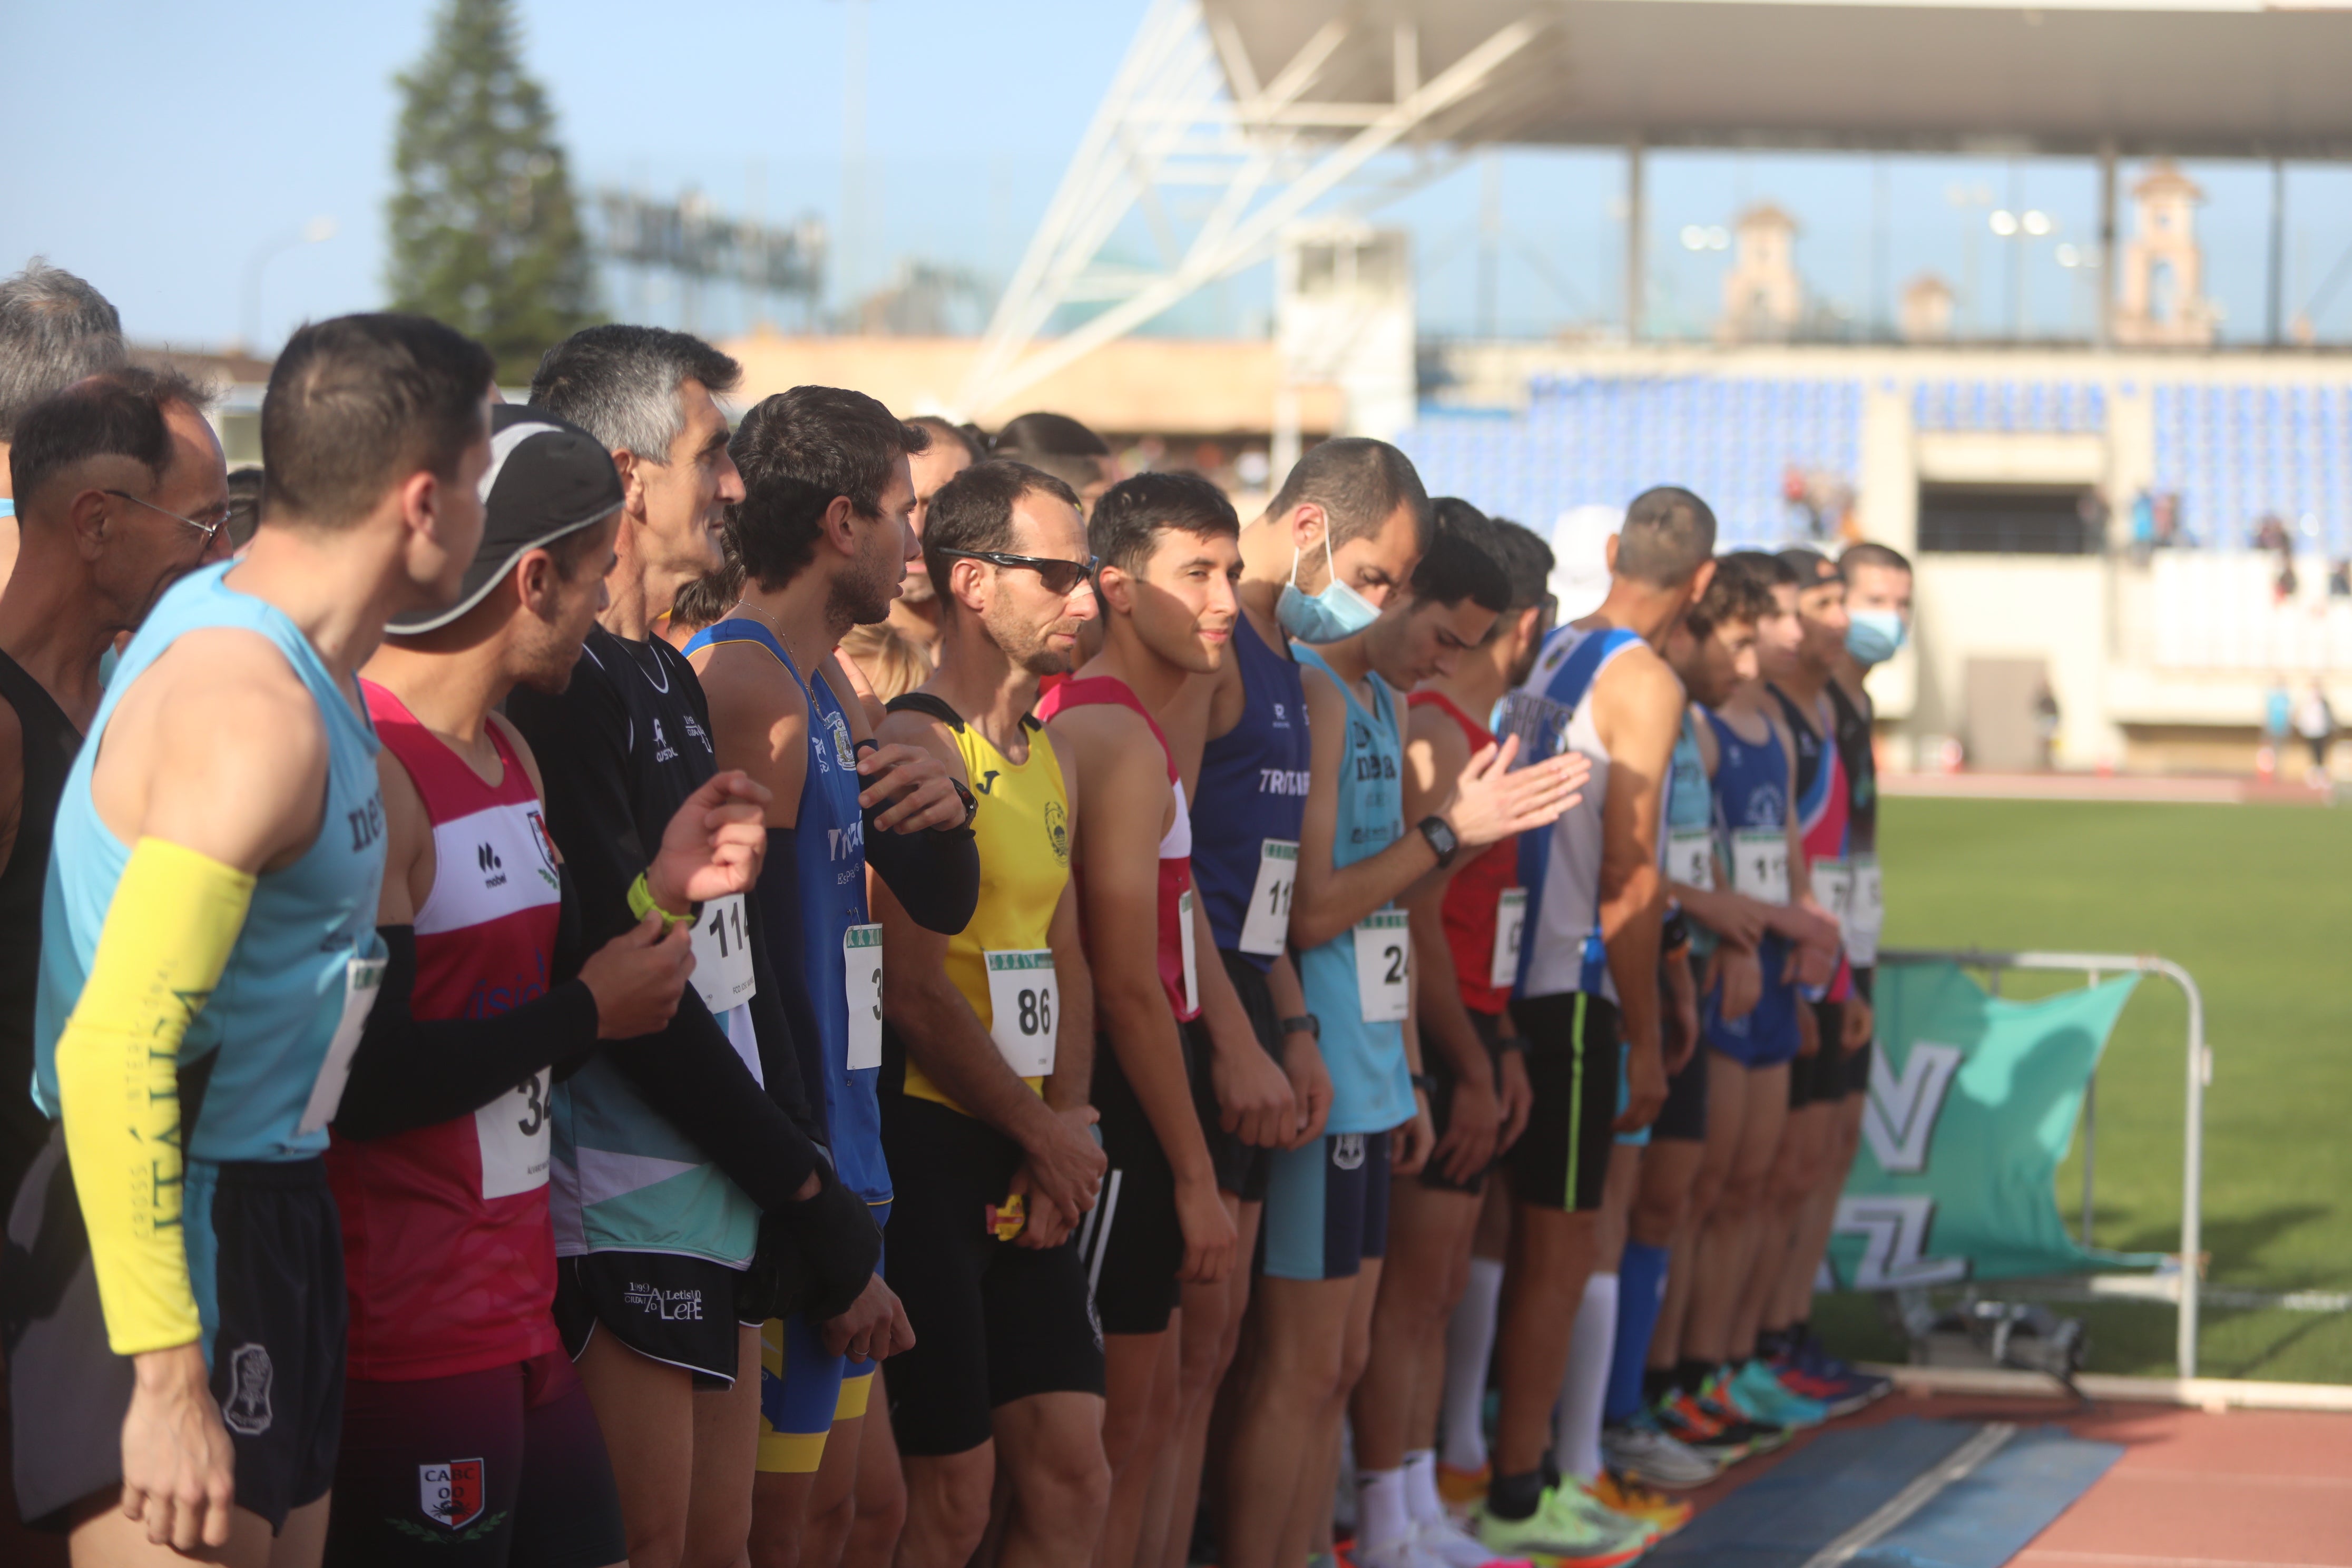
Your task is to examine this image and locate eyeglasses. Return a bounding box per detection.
[935,548,1099,597]
[104,488,231,548]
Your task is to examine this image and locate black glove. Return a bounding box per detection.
[739,1165,883,1324]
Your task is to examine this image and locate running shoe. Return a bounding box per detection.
[1437,1461,1493,1508]
[1600,1414,1719,1492]
[1476,1484,1653,1566]
[1657,1386,1787,1464]
[1415,1511,1533,1568]
[1790,1335,1895,1412]
[1586,1473,1693,1536]
[1718,1363,1828,1430]
[1769,1356,1884,1419]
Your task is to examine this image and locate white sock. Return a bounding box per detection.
[1440,1256,1505,1472]
[1554,1272,1619,1483]
[1356,1466,1410,1552]
[1404,1449,1446,1526]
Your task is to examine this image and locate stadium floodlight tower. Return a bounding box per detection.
[958,0,2352,420]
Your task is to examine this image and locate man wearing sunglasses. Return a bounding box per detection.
[0,366,229,1231]
[869,458,1113,1568]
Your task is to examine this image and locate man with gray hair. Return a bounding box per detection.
[508,326,893,1568]
[0,261,130,540]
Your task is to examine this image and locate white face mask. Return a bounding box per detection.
[1276,528,1379,643]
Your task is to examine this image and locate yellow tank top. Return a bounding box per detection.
[901,712,1072,1112]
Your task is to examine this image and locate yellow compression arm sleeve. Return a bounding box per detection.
[55,838,254,1355]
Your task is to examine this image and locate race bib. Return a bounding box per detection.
[1178,887,1200,1016]
[1489,888,1527,991]
[1666,829,1715,892]
[984,949,1058,1076]
[1811,858,1854,930]
[476,1069,552,1199]
[1353,910,1410,1023]
[1239,839,1298,956]
[297,953,387,1136]
[843,924,883,1071]
[692,894,758,1015]
[1847,855,1884,966]
[1730,828,1790,905]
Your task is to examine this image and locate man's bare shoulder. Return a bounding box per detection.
[1596,640,1684,716]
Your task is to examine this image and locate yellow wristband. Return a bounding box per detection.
[628,871,691,934]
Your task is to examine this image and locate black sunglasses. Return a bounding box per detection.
[935,548,1099,597]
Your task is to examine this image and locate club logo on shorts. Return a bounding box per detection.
[1331,1134,1366,1172]
[221,1342,273,1435]
[419,1459,486,1530]
[622,1280,706,1320]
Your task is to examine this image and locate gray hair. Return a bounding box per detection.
[526,325,741,461]
[0,259,129,441]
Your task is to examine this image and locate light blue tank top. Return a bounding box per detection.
[35,562,388,1165]
[681,620,888,1207]
[1292,645,1413,1136]
[1665,712,1716,956]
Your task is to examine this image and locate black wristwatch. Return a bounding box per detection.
[1416,815,1461,869]
[1660,909,1692,953]
[1410,1072,1436,1095]
[932,777,978,834]
[1279,1013,1321,1042]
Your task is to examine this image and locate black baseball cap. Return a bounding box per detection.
[388,403,624,633]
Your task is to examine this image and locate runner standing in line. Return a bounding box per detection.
[1036,472,1245,1568]
[515,328,894,1568]
[326,405,771,1568]
[0,259,129,594]
[22,313,491,1565]
[871,458,1112,1568]
[1476,487,1714,1562]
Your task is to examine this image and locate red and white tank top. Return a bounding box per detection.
[1407,691,1520,1016]
[328,682,566,1380]
[1036,674,1200,1022]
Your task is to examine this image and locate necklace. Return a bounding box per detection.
[727,600,818,689]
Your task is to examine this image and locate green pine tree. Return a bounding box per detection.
[387,0,600,381]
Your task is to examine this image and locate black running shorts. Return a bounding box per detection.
[553,1251,748,1390]
[6,1135,345,1533]
[1419,1009,1505,1195]
[1080,1032,1184,1336]
[1195,953,1278,1204]
[324,1351,626,1567]
[1790,1000,1845,1110]
[877,1092,1105,1457]
[1504,991,1621,1212]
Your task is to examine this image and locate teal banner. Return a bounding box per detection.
[1828,962,2164,1288]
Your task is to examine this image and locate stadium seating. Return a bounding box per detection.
[1397,374,1862,546]
[1913,378,2106,435]
[2150,383,2352,556]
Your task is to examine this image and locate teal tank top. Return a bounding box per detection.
[35,562,389,1165]
[1664,711,1716,955]
[1292,645,1414,1136]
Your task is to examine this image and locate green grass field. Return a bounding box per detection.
[1809,796,2352,1383]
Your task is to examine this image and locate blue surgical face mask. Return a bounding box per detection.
[0,498,13,520]
[1846,607,1906,666]
[1275,528,1380,643]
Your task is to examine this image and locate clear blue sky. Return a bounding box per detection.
[5,0,2349,354]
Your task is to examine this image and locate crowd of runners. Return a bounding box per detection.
[0,258,1916,1568]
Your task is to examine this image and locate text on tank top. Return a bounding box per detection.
[1405,690,1518,1016]
[1702,704,1795,984]
[329,683,563,1379]
[884,693,1071,1112]
[681,620,889,1205]
[1191,613,1311,969]
[0,650,80,1216]
[35,561,387,1165]
[1034,675,1199,1021]
[1289,644,1414,1134]
[1508,623,1643,1002]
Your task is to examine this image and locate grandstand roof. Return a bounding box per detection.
[1210,0,2352,159]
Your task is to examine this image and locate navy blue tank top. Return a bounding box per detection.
[1191,613,1310,970]
[1703,705,1794,1006]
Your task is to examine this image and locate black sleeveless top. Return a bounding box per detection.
[0,648,81,1220]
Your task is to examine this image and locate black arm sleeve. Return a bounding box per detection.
[750,828,829,1128]
[335,926,601,1141]
[506,653,823,1211]
[864,812,979,935]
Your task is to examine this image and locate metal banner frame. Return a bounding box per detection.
[1877,948,2208,1377]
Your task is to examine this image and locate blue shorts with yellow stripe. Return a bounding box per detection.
[756,1199,888,1475]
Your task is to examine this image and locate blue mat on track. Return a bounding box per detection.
[1643,1417,2120,1568]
